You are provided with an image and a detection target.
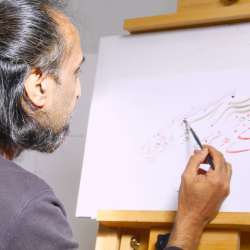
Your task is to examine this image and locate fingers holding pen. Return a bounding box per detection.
[203,146,232,198]
[192,146,232,197]
[201,145,226,173]
[194,146,231,177]
[222,158,229,178]
[184,147,209,176]
[227,162,232,181]
[222,162,232,194]
[204,146,231,180]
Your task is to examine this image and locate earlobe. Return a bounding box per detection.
[24,73,46,108]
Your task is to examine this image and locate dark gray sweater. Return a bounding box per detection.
[0,155,79,250]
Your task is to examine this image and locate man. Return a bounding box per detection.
[0,0,82,249]
[0,0,231,249]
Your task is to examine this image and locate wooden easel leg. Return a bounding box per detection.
[148,227,241,250]
[95,223,122,250]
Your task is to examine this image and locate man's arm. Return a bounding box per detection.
[166,146,232,250]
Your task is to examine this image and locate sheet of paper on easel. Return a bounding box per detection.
[77,68,250,218]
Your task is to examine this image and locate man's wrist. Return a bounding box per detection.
[167,214,205,250]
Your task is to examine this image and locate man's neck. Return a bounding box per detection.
[0,146,23,161]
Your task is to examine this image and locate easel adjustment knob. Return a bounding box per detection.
[130,237,140,249]
[155,233,171,250]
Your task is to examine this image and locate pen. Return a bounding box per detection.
[183,119,215,170]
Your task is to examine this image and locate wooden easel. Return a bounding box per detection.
[124,0,250,33]
[95,211,250,249]
[95,1,250,249]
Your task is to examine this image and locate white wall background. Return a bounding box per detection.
[14,0,178,249]
[73,0,178,53]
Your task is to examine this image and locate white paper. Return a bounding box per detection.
[77,68,250,218]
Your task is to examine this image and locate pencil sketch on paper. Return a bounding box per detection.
[141,90,250,162]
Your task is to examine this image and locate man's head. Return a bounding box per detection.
[0,0,83,156]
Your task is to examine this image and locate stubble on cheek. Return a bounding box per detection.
[47,83,74,134]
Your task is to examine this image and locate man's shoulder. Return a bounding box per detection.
[0,154,53,208]
[0,155,57,245]
[0,156,79,249]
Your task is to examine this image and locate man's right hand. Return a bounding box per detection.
[167,145,232,250]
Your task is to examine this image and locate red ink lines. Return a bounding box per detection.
[168,111,194,129]
[238,128,250,140]
[222,138,230,146]
[226,143,250,154]
[167,120,177,130]
[208,102,225,120]
[226,127,250,152]
[158,136,166,142]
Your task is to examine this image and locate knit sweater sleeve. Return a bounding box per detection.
[4,190,79,250]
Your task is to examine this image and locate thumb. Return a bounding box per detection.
[185,148,209,175]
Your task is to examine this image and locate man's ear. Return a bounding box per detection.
[24,73,47,107]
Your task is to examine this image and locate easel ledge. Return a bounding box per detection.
[97,210,250,231]
[124,0,250,33]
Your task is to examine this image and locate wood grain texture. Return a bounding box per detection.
[120,234,134,250]
[148,227,240,250]
[95,224,122,250]
[240,232,250,250]
[95,224,109,250]
[198,229,241,250]
[124,0,250,33]
[95,225,249,250]
[97,210,250,231]
[177,0,249,12]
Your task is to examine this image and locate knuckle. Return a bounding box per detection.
[181,171,191,183]
[212,176,223,187]
[218,151,224,158]
[181,173,187,181]
[222,183,229,193]
[213,149,223,158]
[211,175,220,183]
[227,163,233,177]
[217,181,224,189]
[224,161,228,169]
[228,162,232,170]
[190,155,196,161]
[227,188,231,196]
